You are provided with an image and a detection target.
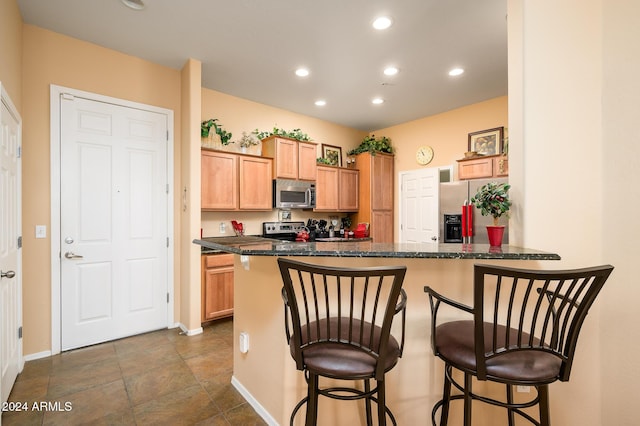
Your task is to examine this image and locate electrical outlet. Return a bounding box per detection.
[219,222,226,233]
[516,386,530,393]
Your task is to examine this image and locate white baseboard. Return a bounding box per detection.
[24,350,52,361]
[231,375,279,426]
[178,323,203,336]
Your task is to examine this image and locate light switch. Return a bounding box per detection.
[35,225,47,239]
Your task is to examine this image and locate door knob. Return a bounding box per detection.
[1,270,16,279]
[431,236,438,241]
[64,252,84,259]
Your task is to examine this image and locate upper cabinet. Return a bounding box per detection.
[315,166,359,212]
[201,149,273,211]
[261,136,317,181]
[457,154,509,180]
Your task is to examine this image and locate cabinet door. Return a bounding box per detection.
[371,210,393,243]
[202,254,234,322]
[239,156,273,210]
[339,168,359,211]
[372,154,394,211]
[274,138,298,179]
[458,157,493,180]
[315,166,339,211]
[298,142,317,181]
[202,150,238,210]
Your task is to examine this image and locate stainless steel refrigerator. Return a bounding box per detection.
[439,178,509,244]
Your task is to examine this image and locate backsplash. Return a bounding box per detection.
[201,211,352,237]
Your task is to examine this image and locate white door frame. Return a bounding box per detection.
[50,85,174,355]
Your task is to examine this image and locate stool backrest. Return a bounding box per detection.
[473,264,614,381]
[278,258,407,380]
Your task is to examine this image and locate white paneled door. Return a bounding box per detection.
[60,94,169,351]
[0,83,22,404]
[399,168,439,243]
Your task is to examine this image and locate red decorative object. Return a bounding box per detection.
[486,226,505,247]
[462,203,468,238]
[466,204,473,237]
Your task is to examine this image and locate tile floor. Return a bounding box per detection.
[1,318,267,425]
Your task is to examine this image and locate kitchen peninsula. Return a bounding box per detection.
[193,236,559,425]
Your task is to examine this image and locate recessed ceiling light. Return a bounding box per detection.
[384,67,399,76]
[372,17,392,30]
[121,0,145,10]
[315,100,326,107]
[449,68,465,76]
[295,68,309,77]
[372,98,384,105]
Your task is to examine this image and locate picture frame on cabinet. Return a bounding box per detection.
[322,144,342,167]
[468,127,504,156]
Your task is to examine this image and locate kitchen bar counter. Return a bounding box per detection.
[192,236,560,425]
[193,236,560,260]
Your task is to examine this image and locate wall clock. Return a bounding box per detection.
[416,145,434,165]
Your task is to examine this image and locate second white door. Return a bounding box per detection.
[60,94,169,351]
[399,168,440,243]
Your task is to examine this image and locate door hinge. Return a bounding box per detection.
[18,326,22,339]
[166,184,169,194]
[17,236,22,248]
[167,293,169,303]
[61,93,75,101]
[17,145,21,159]
[166,130,169,141]
[166,237,170,247]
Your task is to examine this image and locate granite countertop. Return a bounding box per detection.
[193,236,560,260]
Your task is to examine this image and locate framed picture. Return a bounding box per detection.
[468,127,504,156]
[322,144,342,167]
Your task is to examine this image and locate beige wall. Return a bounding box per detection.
[0,0,22,110]
[510,0,638,424]
[20,25,182,355]
[374,96,508,173]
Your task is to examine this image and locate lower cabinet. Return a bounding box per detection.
[201,253,234,322]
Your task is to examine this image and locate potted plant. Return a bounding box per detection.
[253,127,312,142]
[347,134,393,156]
[236,131,260,153]
[470,182,511,246]
[201,119,234,146]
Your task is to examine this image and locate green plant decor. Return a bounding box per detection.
[254,127,312,142]
[346,135,393,156]
[201,119,234,145]
[316,157,333,165]
[237,131,260,148]
[470,182,512,226]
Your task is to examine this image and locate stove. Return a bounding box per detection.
[262,221,307,241]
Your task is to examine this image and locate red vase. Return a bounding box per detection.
[486,226,505,247]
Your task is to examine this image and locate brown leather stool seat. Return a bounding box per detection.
[424,264,613,426]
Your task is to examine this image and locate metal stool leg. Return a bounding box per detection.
[463,372,472,426]
[306,373,319,426]
[506,384,515,426]
[538,385,550,426]
[377,379,387,426]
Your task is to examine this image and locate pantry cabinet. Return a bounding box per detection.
[201,253,234,322]
[201,149,272,211]
[261,136,317,181]
[352,152,394,243]
[314,166,359,212]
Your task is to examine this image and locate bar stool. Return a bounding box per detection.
[278,258,407,426]
[424,263,613,426]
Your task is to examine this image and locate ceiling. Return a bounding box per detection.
[17,0,507,131]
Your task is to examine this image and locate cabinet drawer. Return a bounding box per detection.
[204,253,234,268]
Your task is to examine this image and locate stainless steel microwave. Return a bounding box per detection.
[273,179,316,209]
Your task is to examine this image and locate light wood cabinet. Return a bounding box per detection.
[457,154,509,180]
[352,152,394,243]
[201,253,234,322]
[201,150,237,210]
[261,136,317,181]
[239,156,273,209]
[201,149,272,211]
[315,166,359,212]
